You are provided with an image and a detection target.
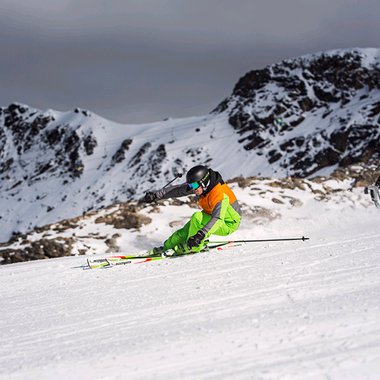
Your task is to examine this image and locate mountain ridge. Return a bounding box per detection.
[214,47,380,176]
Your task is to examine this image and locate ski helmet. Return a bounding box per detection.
[186,165,210,190]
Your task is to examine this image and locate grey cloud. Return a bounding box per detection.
[0,0,379,123]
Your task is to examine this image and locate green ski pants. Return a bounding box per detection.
[163,211,239,252]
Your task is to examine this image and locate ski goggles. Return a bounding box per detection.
[187,181,201,190]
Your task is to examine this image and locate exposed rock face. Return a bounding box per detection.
[1,103,90,180]
[1,238,73,264]
[95,204,152,229]
[111,139,133,166]
[215,49,380,177]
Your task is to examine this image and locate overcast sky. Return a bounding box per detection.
[1,0,379,123]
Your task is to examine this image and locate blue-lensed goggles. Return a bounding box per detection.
[187,182,200,190]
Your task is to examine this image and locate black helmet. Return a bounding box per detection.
[186,165,210,190]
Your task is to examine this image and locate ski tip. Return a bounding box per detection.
[105,259,112,266]
[87,258,111,269]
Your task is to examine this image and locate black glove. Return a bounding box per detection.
[187,230,206,249]
[144,191,158,203]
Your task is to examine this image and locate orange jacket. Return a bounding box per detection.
[198,183,237,215]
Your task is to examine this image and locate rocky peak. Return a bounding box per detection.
[215,48,380,176]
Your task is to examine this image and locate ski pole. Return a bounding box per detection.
[139,173,183,204]
[207,236,309,246]
[162,173,183,189]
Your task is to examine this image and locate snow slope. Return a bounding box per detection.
[1,201,379,379]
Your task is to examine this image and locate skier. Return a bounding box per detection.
[144,165,242,255]
[364,175,380,209]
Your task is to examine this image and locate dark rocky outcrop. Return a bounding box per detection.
[111,139,133,165]
[1,238,73,264]
[215,49,380,177]
[95,204,152,230]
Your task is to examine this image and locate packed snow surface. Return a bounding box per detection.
[1,201,379,379]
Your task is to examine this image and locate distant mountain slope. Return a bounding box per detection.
[1,48,379,242]
[0,104,240,242]
[215,47,380,176]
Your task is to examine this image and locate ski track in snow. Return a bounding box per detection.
[1,219,380,379]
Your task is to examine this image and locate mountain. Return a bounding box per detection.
[0,104,239,242]
[0,47,379,243]
[214,47,380,176]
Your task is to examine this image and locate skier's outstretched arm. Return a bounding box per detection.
[144,183,192,203]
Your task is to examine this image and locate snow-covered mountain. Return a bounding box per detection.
[0,47,379,242]
[0,104,242,242]
[214,47,380,176]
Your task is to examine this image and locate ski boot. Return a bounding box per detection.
[147,246,166,257]
[172,243,200,256]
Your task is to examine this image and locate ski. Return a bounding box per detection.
[106,256,164,266]
[87,242,245,269]
[87,253,160,269]
[87,258,109,269]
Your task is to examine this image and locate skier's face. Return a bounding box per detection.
[194,186,203,196]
